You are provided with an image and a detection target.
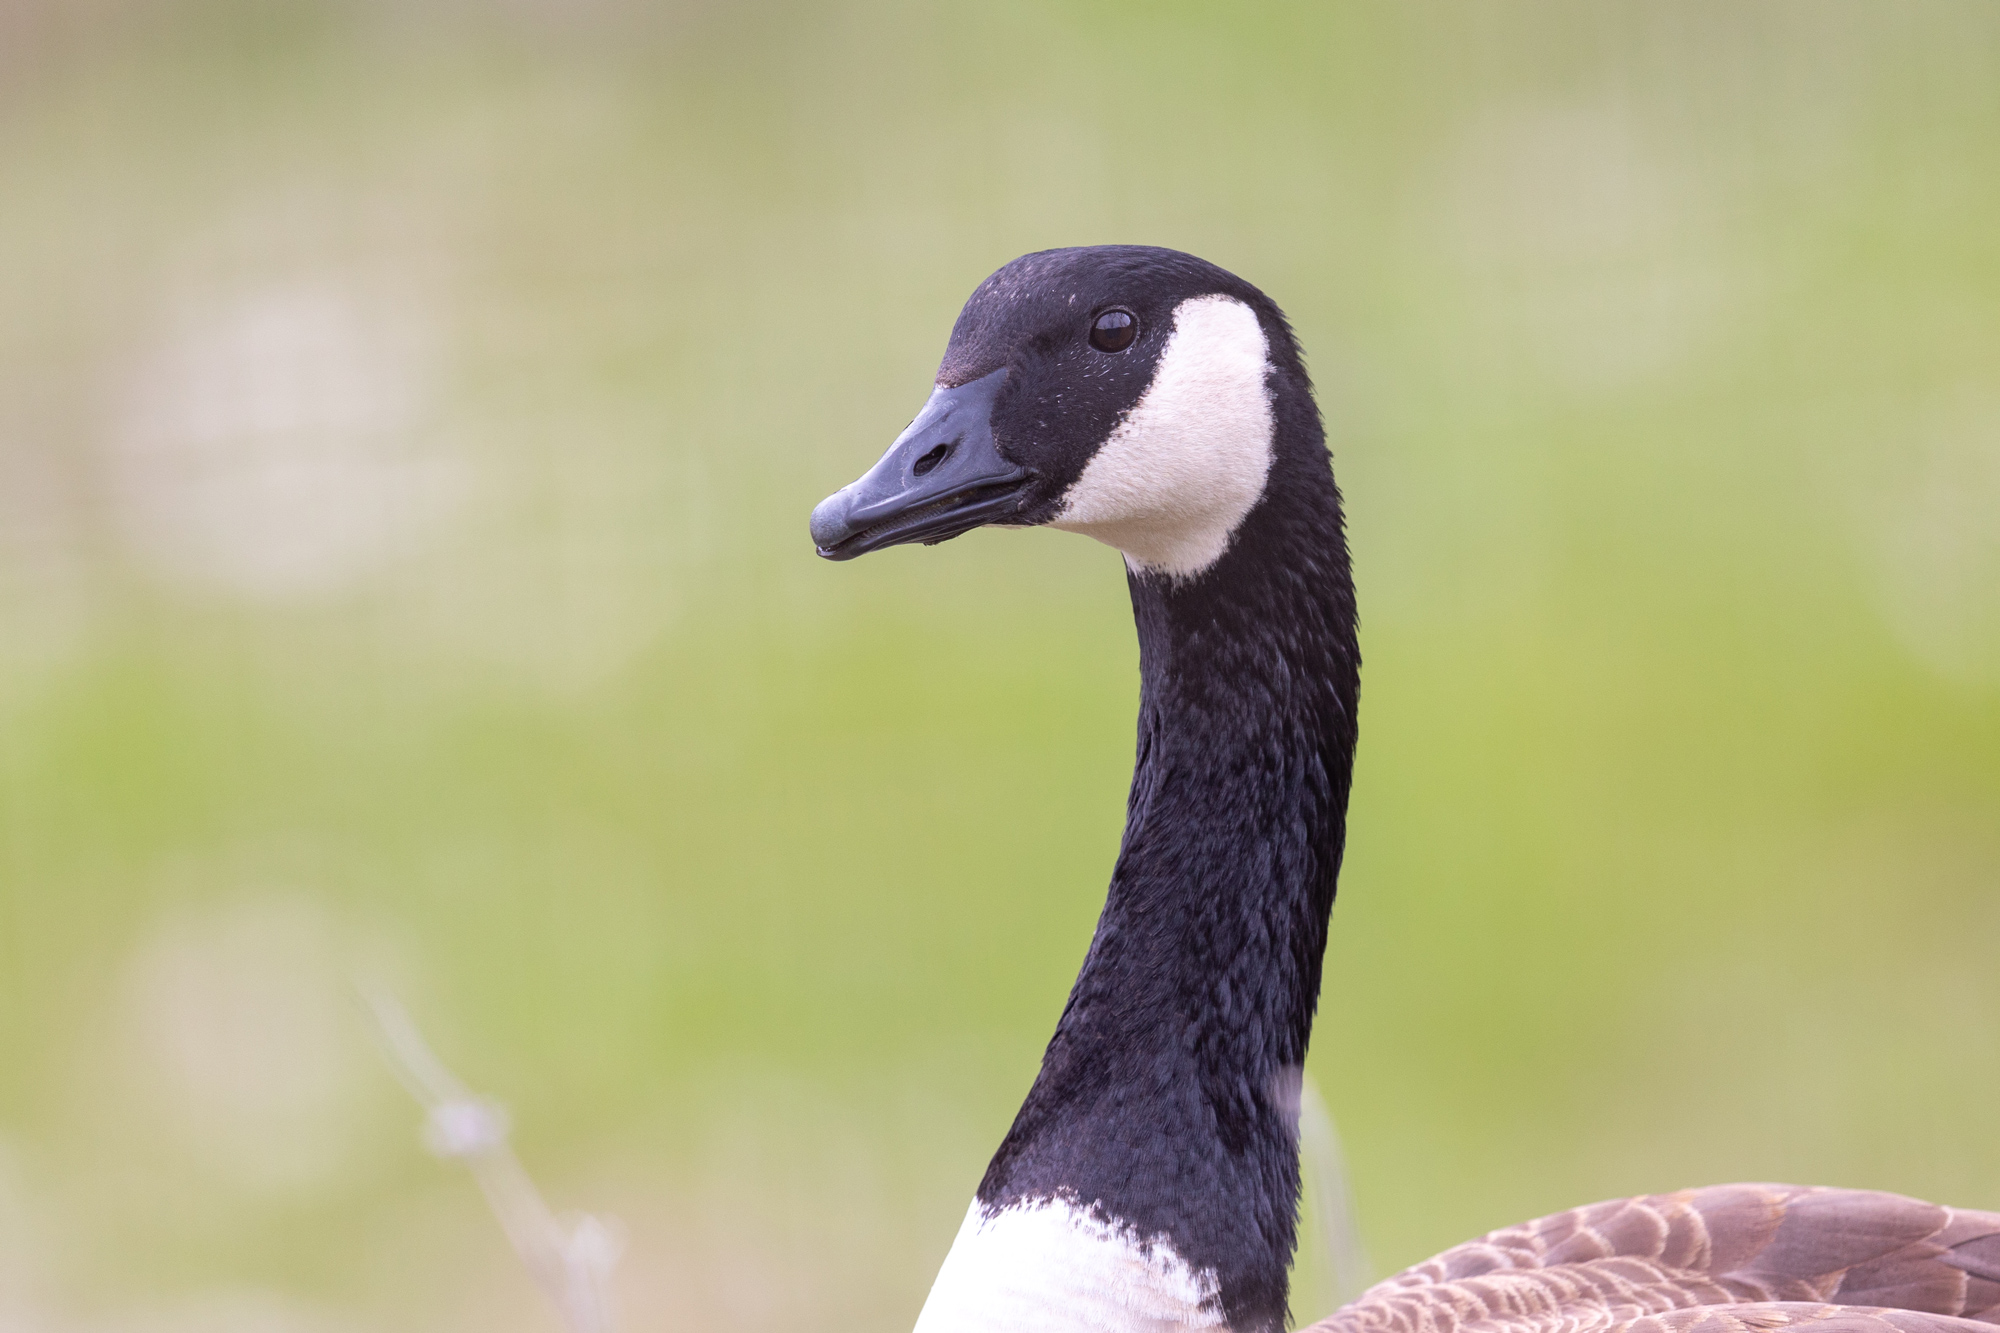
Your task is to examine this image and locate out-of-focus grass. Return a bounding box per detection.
[2,2,1998,1329]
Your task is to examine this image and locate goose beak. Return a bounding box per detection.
[810,368,1030,560]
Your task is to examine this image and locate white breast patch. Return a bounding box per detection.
[911,1196,1225,1333]
[1048,295,1275,581]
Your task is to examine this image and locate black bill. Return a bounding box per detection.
[810,368,1030,560]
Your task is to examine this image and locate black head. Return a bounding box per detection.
[810,246,1316,581]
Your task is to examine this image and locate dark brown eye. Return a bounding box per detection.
[1089,308,1138,352]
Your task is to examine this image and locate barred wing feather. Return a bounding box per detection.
[1304,1186,2000,1333]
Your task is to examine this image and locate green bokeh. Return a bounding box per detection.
[2,3,1998,1329]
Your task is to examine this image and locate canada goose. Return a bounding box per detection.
[808,247,2000,1333]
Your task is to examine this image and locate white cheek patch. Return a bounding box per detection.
[1049,295,1275,581]
[913,1197,1224,1333]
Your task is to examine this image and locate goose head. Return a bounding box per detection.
[811,245,1313,583]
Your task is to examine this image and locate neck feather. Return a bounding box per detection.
[975,424,1360,1332]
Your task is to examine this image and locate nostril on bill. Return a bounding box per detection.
[912,441,954,477]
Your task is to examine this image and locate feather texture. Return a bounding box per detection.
[1303,1186,2000,1333]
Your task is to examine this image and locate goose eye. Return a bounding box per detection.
[1089,309,1138,353]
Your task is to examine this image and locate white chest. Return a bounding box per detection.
[912,1197,1227,1333]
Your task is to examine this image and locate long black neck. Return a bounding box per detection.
[976,408,1360,1332]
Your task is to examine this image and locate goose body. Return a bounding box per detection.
[808,247,1996,1333]
[1306,1184,2000,1333]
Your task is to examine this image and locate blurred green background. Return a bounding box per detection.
[3,1,1999,1329]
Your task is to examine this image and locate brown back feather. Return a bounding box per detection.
[1302,1185,2000,1333]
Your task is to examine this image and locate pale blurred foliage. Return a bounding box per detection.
[0,2,1997,1331]
[110,275,458,602]
[1871,391,2000,682]
[123,897,366,1192]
